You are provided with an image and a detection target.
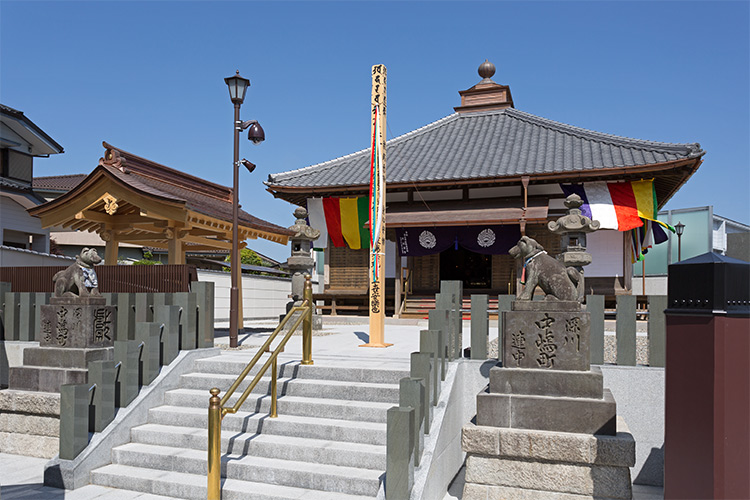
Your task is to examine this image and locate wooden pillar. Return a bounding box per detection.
[622,232,633,292]
[167,229,185,265]
[104,229,119,265]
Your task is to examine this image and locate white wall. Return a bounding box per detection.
[196,269,321,323]
[586,229,623,277]
[0,245,74,267]
[0,194,49,252]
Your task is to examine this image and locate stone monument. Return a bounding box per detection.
[9,248,115,393]
[462,195,635,500]
[282,207,322,330]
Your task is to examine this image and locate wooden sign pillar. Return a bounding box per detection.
[362,64,391,348]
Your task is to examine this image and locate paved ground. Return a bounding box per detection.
[0,317,664,499]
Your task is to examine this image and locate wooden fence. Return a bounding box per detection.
[0,265,197,293]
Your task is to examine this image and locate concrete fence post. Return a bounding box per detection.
[191,281,215,348]
[0,283,12,339]
[470,294,489,359]
[386,406,415,500]
[171,292,198,350]
[59,383,90,460]
[497,294,514,363]
[427,309,449,381]
[18,292,36,342]
[419,329,441,405]
[648,295,667,367]
[410,352,433,431]
[114,340,140,408]
[587,295,605,365]
[116,293,136,341]
[399,377,426,466]
[3,292,20,340]
[154,305,181,366]
[87,360,116,432]
[135,322,162,385]
[134,293,154,323]
[616,295,637,366]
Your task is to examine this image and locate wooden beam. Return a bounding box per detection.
[74,210,159,225]
[180,234,232,250]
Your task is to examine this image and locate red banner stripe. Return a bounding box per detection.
[607,182,642,232]
[323,197,346,247]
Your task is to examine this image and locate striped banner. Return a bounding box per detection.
[306,196,370,250]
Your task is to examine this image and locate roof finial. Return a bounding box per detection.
[478,59,496,82]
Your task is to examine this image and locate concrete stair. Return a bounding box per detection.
[89,352,408,498]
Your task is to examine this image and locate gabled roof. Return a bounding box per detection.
[0,104,64,156]
[267,108,704,194]
[29,142,293,246]
[33,174,88,192]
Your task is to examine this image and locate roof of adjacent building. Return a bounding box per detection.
[1,104,64,156]
[33,174,88,192]
[266,107,704,191]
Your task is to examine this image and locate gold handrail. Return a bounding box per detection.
[207,274,314,500]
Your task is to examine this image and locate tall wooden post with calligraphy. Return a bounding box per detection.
[361,64,392,348]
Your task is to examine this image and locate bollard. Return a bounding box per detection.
[59,383,90,460]
[440,280,464,358]
[419,329,441,405]
[88,360,116,432]
[410,352,433,431]
[616,295,637,366]
[470,294,489,359]
[497,294,514,363]
[171,292,198,350]
[191,282,215,348]
[154,305,181,366]
[386,406,415,500]
[648,295,667,367]
[399,377,425,466]
[135,322,162,385]
[586,294,605,365]
[114,340,140,408]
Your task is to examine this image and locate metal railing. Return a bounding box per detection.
[207,275,314,500]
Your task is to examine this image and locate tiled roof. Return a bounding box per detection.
[266,108,704,189]
[33,174,88,191]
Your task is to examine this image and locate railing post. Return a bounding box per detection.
[271,356,278,418]
[207,387,222,500]
[302,274,314,366]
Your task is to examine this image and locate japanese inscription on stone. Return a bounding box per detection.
[503,310,591,371]
[93,308,112,343]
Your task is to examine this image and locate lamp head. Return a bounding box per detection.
[675,221,685,236]
[224,71,250,104]
[241,159,256,173]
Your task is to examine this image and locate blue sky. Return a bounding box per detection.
[2,1,748,261]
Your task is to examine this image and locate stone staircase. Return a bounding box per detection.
[89,352,409,499]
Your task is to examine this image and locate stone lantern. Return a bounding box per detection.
[286,207,320,304]
[547,193,600,297]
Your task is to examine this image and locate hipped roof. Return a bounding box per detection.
[266,107,704,206]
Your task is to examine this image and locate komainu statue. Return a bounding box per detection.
[509,236,581,301]
[53,247,103,298]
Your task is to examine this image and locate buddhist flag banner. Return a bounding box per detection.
[560,180,674,232]
[306,196,370,250]
[306,198,328,250]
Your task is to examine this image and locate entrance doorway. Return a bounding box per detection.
[439,246,492,289]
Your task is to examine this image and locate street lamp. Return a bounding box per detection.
[675,221,685,262]
[225,70,265,348]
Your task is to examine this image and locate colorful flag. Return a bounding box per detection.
[561,180,674,232]
[307,196,370,249]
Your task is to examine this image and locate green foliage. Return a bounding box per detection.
[223,249,265,274]
[133,249,159,266]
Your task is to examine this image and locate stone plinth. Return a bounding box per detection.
[462,418,635,500]
[40,297,115,349]
[9,346,113,393]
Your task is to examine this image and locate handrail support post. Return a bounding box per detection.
[302,274,314,366]
[207,387,222,500]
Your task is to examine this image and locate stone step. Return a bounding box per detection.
[129,424,386,469]
[109,443,382,495]
[193,356,409,384]
[179,372,400,404]
[91,463,374,500]
[148,406,388,446]
[164,388,393,423]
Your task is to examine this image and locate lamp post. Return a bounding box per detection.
[225,71,265,348]
[675,221,685,262]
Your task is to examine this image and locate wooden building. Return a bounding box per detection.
[265,61,704,310]
[29,142,293,265]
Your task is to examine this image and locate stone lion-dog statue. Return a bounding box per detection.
[53,247,103,298]
[509,236,582,301]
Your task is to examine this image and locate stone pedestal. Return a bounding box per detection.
[462,418,635,500]
[464,299,631,498]
[8,296,115,393]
